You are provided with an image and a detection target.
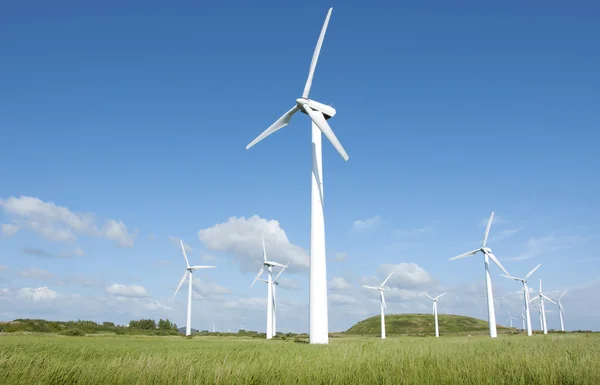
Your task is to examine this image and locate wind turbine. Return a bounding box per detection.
[422,292,447,337]
[362,272,394,339]
[505,310,518,328]
[212,319,216,333]
[173,240,216,336]
[245,7,348,345]
[259,262,289,337]
[552,290,568,331]
[520,313,526,331]
[250,234,287,339]
[530,279,556,334]
[449,211,511,338]
[500,263,542,336]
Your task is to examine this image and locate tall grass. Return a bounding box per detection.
[1,334,599,384]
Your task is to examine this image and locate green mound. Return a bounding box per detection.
[345,313,509,336]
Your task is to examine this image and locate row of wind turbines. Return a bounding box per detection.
[172,8,567,343]
[360,211,569,340]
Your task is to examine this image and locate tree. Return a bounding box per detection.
[158,319,177,331]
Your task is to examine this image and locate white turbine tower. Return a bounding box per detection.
[500,263,542,336]
[520,313,526,331]
[449,211,511,338]
[530,279,556,334]
[505,310,518,328]
[172,240,216,336]
[212,319,216,333]
[245,7,348,345]
[250,235,287,339]
[422,292,447,337]
[362,272,394,339]
[552,290,568,332]
[259,262,289,337]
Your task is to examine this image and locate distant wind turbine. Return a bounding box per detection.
[173,240,216,336]
[552,290,568,332]
[250,234,287,339]
[362,272,394,339]
[422,292,447,337]
[449,211,511,338]
[500,263,542,336]
[505,310,518,328]
[259,262,288,337]
[530,279,556,334]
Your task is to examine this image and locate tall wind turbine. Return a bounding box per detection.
[173,240,216,336]
[449,211,511,338]
[422,292,447,337]
[500,263,542,336]
[362,272,394,340]
[530,279,556,334]
[245,7,348,345]
[552,290,568,332]
[259,262,288,337]
[505,310,518,328]
[250,235,287,339]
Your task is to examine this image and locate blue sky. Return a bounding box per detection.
[1,0,599,333]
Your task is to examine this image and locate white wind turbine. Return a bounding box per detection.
[212,319,216,333]
[245,7,348,345]
[552,290,568,331]
[530,279,556,334]
[173,240,216,336]
[500,263,542,336]
[250,235,287,339]
[449,211,511,338]
[422,292,447,337]
[520,313,526,331]
[258,262,289,337]
[505,310,518,328]
[362,272,394,340]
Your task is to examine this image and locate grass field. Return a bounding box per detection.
[1,333,599,384]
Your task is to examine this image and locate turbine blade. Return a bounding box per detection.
[559,303,566,315]
[530,296,540,303]
[246,106,300,150]
[449,249,480,260]
[421,292,434,300]
[559,289,568,299]
[487,252,510,276]
[540,279,542,293]
[483,211,494,247]
[302,7,333,99]
[262,234,267,262]
[273,265,287,283]
[304,105,349,161]
[272,283,277,311]
[435,292,447,300]
[189,265,217,270]
[362,285,379,290]
[173,271,188,298]
[250,266,265,288]
[542,295,556,304]
[180,240,190,267]
[500,274,522,281]
[266,261,288,269]
[381,291,387,309]
[381,272,394,287]
[524,264,542,280]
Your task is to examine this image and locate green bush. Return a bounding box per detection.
[60,329,86,336]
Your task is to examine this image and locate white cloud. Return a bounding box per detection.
[21,247,86,259]
[223,297,266,310]
[479,214,511,227]
[488,228,522,243]
[105,283,148,298]
[17,286,58,302]
[1,223,19,237]
[0,265,7,272]
[0,196,136,247]
[276,277,299,290]
[197,215,308,272]
[334,252,348,261]
[352,216,380,232]
[192,279,231,298]
[329,276,352,291]
[507,234,587,261]
[378,263,433,288]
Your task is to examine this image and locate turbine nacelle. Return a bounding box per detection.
[296,98,336,119]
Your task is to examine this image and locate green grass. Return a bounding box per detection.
[1,333,599,384]
[345,313,509,336]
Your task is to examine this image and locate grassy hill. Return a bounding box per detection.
[345,313,510,336]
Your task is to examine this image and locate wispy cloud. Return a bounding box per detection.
[478,213,511,228]
[351,216,381,232]
[22,247,85,259]
[393,224,435,238]
[334,252,348,261]
[507,234,588,261]
[487,228,522,243]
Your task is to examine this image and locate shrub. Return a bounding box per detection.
[60,329,86,336]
